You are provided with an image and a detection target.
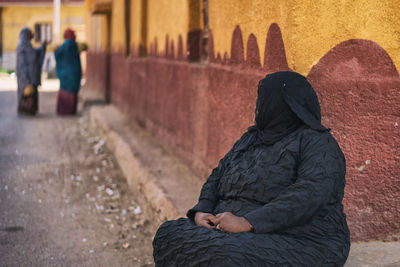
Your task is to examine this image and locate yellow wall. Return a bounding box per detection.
[85,0,111,52]
[2,6,53,51]
[85,0,202,56]
[2,4,85,52]
[110,0,125,51]
[87,13,108,52]
[83,0,400,72]
[146,0,189,55]
[131,0,142,50]
[209,0,400,75]
[85,0,127,53]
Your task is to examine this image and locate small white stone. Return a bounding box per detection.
[133,206,142,215]
[365,159,371,165]
[105,188,114,196]
[97,185,105,191]
[93,139,105,154]
[82,238,87,242]
[357,165,365,171]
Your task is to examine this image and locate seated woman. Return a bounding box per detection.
[153,71,350,266]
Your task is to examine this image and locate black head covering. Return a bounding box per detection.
[238,71,327,150]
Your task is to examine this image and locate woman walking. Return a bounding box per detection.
[16,27,46,115]
[55,28,82,115]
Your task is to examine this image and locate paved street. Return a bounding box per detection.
[0,76,154,266]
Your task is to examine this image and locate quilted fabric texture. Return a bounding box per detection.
[153,72,350,266]
[153,127,350,266]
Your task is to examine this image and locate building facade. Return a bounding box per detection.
[0,0,85,71]
[84,0,400,242]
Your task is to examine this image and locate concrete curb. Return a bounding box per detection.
[89,107,181,223]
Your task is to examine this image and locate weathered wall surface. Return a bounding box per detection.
[86,51,107,96]
[1,5,85,52]
[209,0,400,76]
[146,0,189,56]
[85,0,400,242]
[307,39,400,241]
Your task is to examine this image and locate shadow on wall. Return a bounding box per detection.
[86,23,400,242]
[143,23,291,72]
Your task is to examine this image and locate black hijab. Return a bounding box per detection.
[237,71,328,151]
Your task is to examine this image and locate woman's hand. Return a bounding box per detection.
[194,212,217,229]
[214,212,253,233]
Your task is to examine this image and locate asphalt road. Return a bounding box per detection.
[0,77,154,266]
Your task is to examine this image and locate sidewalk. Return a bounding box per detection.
[81,89,400,267]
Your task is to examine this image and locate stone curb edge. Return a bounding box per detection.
[89,106,181,223]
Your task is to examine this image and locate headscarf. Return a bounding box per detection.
[64,28,76,41]
[17,27,33,49]
[236,71,327,151]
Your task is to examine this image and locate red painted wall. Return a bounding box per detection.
[85,24,400,242]
[86,51,107,98]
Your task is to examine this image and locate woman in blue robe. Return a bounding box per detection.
[55,28,82,115]
[16,28,46,115]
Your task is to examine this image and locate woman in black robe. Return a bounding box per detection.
[153,71,350,266]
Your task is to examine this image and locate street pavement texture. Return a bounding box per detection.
[0,77,154,266]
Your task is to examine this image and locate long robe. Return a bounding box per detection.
[153,127,350,266]
[16,28,46,114]
[153,71,350,266]
[54,39,82,94]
